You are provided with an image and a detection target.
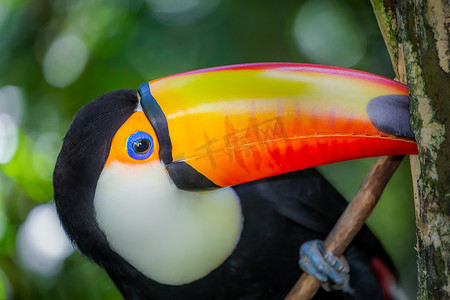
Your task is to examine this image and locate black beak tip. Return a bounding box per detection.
[367,94,415,140]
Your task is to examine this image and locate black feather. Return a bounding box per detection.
[53,89,141,273]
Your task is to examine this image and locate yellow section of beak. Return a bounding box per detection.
[141,64,415,188]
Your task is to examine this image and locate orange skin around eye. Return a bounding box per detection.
[105,111,160,166]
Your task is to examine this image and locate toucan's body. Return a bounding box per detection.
[53,63,417,299]
[97,168,394,299]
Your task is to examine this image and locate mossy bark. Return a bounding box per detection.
[371,0,450,299]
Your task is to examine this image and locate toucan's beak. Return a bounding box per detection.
[138,63,417,190]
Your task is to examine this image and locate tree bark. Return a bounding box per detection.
[371,1,450,299]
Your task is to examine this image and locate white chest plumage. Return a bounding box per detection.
[93,162,243,285]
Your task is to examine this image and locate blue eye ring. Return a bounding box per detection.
[127,131,154,160]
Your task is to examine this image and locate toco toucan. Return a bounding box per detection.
[53,63,417,299]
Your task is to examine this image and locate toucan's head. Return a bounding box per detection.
[53,63,417,289]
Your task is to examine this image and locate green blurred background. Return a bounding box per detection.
[0,0,417,299]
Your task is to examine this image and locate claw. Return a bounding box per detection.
[299,240,352,293]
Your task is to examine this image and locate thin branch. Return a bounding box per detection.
[285,155,404,300]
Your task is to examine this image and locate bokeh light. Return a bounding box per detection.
[0,86,23,123]
[0,86,23,164]
[293,0,368,67]
[43,35,89,88]
[0,114,18,164]
[146,0,220,25]
[17,203,74,276]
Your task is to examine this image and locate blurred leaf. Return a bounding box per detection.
[1,132,53,203]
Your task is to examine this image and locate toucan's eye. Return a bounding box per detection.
[127,132,154,160]
[133,139,150,154]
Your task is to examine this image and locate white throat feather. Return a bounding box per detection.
[93,161,242,285]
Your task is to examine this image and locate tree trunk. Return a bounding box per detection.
[370,0,450,299]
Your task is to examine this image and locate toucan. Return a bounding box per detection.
[53,63,417,299]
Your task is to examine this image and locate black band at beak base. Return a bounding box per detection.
[138,83,173,165]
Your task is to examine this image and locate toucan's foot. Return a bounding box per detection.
[299,240,352,293]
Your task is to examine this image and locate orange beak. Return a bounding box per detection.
[138,63,417,190]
